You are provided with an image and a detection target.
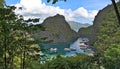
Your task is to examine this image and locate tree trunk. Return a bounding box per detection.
[21,48,23,69]
[111,0,120,26]
[23,49,25,69]
[3,24,7,69]
[23,31,27,69]
[4,38,7,69]
[11,50,14,69]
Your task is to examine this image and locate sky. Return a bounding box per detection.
[5,0,112,24]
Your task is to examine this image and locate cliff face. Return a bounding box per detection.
[77,26,93,39]
[92,4,115,40]
[92,2,120,52]
[77,3,120,45]
[33,14,77,43]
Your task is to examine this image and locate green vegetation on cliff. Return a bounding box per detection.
[78,26,93,39]
[93,2,120,53]
[92,2,120,68]
[77,2,120,68]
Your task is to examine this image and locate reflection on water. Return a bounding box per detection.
[65,38,85,56]
[40,38,89,57]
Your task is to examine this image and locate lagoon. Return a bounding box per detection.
[40,38,94,57]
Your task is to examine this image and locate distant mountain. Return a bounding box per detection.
[77,26,93,39]
[33,14,77,43]
[68,21,90,32]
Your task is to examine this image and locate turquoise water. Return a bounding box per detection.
[41,43,70,55]
[40,38,87,57]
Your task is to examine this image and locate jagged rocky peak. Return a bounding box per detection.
[54,14,65,18]
[43,14,66,24]
[33,14,77,43]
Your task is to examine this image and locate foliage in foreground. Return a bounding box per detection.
[0,6,44,69]
[103,44,120,69]
[40,54,99,69]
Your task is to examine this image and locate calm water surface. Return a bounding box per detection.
[40,38,85,57]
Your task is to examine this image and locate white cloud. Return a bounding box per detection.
[74,7,88,18]
[14,0,98,23]
[88,10,98,20]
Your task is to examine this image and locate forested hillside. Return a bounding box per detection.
[76,2,120,68]
[93,2,120,53]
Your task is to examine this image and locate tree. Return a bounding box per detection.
[0,7,18,69]
[0,6,45,69]
[111,0,120,26]
[0,0,4,8]
[0,1,49,68]
[40,54,98,69]
[103,44,120,69]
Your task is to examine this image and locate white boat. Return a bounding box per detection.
[64,48,71,52]
[50,48,57,52]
